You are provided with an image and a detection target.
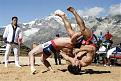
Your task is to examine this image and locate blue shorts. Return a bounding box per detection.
[42,41,57,56]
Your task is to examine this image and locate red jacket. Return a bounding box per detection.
[104,33,112,40]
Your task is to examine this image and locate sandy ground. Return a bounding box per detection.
[0,56,120,81]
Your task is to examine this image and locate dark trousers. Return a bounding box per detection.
[54,52,61,65]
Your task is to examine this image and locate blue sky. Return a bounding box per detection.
[0,0,120,27]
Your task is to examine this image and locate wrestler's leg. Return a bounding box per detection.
[28,44,43,74]
[40,54,53,71]
[67,6,91,38]
[55,13,75,37]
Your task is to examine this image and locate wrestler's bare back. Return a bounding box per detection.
[53,37,74,49]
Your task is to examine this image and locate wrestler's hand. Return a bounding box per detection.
[72,57,78,65]
[73,57,81,69]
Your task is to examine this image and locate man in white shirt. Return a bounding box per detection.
[3,16,22,67]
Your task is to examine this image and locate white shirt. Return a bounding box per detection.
[99,46,106,52]
[3,24,22,43]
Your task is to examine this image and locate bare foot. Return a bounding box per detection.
[31,68,37,75]
[55,10,66,17]
[49,69,56,73]
[47,68,56,73]
[67,6,75,12]
[42,69,55,73]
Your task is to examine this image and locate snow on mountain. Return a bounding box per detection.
[24,28,39,37]
[23,21,35,25]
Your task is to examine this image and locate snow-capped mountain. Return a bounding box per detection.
[0,10,121,47]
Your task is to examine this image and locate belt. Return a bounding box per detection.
[7,42,18,45]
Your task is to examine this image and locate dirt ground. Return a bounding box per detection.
[0,56,120,81]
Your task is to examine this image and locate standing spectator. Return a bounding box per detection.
[54,34,62,65]
[92,30,98,44]
[98,32,104,42]
[104,30,113,49]
[97,32,104,49]
[91,29,99,63]
[104,30,112,41]
[3,16,22,67]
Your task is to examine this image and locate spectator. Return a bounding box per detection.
[104,30,113,50]
[98,32,104,42]
[104,30,112,41]
[3,16,22,67]
[54,34,62,65]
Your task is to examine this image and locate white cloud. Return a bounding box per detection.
[108,3,121,15]
[77,7,104,16]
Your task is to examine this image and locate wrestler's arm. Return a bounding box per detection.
[60,50,74,63]
[60,51,71,60]
[75,51,87,59]
[74,46,95,60]
[79,45,94,52]
[71,32,82,44]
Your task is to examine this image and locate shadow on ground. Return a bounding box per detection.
[57,68,111,75]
